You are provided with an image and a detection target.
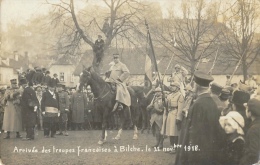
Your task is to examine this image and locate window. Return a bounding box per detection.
[60,72,64,82]
[70,74,74,82]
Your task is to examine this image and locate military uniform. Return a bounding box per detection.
[57,85,69,135]
[2,79,23,139]
[147,88,164,148]
[175,71,225,165]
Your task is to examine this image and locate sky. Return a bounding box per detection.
[1,0,175,31]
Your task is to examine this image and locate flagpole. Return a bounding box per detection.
[145,19,167,103]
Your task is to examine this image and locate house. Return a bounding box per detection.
[0,51,30,86]
[49,55,76,87]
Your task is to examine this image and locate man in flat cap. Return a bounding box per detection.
[106,53,131,113]
[240,99,260,165]
[2,79,23,139]
[175,71,224,165]
[210,83,226,112]
[94,35,105,64]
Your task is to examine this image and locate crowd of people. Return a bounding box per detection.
[0,58,260,164]
[0,68,105,140]
[147,64,260,165]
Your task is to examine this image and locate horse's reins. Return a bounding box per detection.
[93,83,110,100]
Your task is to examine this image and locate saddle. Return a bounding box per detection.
[107,82,117,94]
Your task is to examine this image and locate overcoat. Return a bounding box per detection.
[240,118,260,165]
[2,88,23,132]
[71,92,87,123]
[41,90,59,123]
[21,86,38,127]
[175,93,225,165]
[161,91,184,136]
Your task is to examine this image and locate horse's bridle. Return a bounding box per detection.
[83,69,110,100]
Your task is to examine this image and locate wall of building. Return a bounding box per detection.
[0,67,16,86]
[49,65,76,87]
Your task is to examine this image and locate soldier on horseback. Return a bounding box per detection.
[105,53,131,113]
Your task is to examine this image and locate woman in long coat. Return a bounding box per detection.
[71,89,87,130]
[2,79,23,139]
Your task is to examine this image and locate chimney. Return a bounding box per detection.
[14,51,18,61]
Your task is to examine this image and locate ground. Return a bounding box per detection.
[0,130,175,165]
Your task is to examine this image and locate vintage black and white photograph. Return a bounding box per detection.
[0,0,260,164]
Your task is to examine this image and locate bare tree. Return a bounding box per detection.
[45,0,146,73]
[153,0,222,75]
[221,0,260,81]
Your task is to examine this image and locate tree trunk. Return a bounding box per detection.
[242,59,247,83]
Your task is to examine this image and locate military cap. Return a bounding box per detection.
[194,71,214,87]
[19,78,27,85]
[174,64,181,68]
[154,87,162,92]
[232,90,250,105]
[247,99,260,117]
[10,79,17,84]
[219,88,230,100]
[0,87,6,92]
[185,84,193,91]
[211,83,223,95]
[113,53,120,58]
[239,82,252,92]
[170,81,180,88]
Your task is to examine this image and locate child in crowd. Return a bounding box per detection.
[219,111,245,165]
[240,99,260,165]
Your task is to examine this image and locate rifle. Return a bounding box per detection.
[208,47,219,75]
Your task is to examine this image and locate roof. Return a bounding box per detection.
[52,54,74,65]
[73,47,260,76]
[9,55,29,71]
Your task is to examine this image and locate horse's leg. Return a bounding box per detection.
[115,108,125,140]
[98,109,108,145]
[141,105,147,133]
[132,105,139,140]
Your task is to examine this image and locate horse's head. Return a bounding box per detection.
[79,66,93,90]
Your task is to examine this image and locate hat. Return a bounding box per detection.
[211,83,223,95]
[194,71,214,87]
[226,74,231,78]
[19,78,27,85]
[246,98,260,117]
[35,84,42,90]
[113,53,120,58]
[185,84,193,91]
[219,88,230,101]
[47,80,56,88]
[219,111,245,135]
[98,35,102,38]
[46,71,50,74]
[170,82,180,88]
[0,87,5,92]
[56,83,63,88]
[231,83,238,88]
[232,90,250,105]
[154,87,162,92]
[53,73,58,77]
[42,68,46,72]
[174,64,181,69]
[10,79,17,85]
[239,82,252,92]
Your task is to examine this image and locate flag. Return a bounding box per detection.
[144,53,153,89]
